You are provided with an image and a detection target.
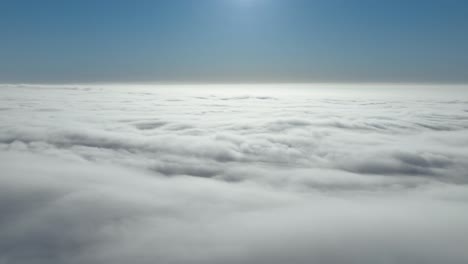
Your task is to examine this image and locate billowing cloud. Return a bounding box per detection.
[1,84,468,264]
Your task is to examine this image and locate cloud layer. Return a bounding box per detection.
[1,84,468,264]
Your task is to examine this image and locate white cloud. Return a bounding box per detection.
[1,84,468,263]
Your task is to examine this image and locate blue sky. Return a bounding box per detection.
[1,0,467,83]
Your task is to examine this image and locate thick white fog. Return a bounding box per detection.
[1,84,468,264]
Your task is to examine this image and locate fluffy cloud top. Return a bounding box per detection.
[1,84,468,264]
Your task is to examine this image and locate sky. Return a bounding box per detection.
[1,0,468,83]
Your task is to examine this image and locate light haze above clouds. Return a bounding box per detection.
[1,1,468,83]
[1,84,468,264]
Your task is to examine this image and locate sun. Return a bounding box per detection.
[232,0,260,7]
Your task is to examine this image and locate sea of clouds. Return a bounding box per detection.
[1,83,468,264]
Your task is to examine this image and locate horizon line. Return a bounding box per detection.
[2,81,468,87]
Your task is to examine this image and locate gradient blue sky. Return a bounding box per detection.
[1,0,467,83]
